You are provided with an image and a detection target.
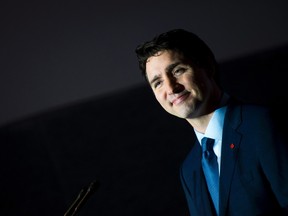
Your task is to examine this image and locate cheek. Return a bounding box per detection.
[182,75,202,93]
[154,91,168,106]
[181,74,196,88]
[154,92,163,103]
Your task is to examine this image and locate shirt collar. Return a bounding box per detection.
[195,93,229,144]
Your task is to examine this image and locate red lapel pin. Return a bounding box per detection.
[230,143,235,149]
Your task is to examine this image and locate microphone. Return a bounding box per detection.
[64,180,99,216]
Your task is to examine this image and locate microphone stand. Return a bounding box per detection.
[64,180,99,216]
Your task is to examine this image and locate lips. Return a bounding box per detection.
[171,92,190,105]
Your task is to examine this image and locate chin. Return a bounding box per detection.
[171,111,190,119]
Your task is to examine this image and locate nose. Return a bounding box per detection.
[166,78,184,94]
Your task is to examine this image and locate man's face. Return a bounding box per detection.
[145,50,213,119]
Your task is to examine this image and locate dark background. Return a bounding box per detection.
[1,0,288,215]
[1,0,288,126]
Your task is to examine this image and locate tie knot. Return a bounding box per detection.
[202,137,215,152]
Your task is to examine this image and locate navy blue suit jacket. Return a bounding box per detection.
[180,101,288,216]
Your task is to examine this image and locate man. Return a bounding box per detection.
[135,29,288,216]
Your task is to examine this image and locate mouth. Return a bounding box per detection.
[171,92,190,105]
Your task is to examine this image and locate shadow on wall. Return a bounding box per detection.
[0,44,288,216]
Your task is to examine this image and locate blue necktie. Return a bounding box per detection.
[201,137,219,215]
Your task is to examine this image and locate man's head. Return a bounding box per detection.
[135,29,218,82]
[135,29,222,120]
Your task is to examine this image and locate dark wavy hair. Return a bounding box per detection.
[135,29,219,83]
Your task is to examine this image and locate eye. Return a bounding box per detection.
[173,67,186,76]
[153,80,162,89]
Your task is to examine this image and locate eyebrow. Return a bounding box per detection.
[166,62,181,74]
[149,62,181,86]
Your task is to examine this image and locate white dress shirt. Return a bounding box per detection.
[194,93,229,175]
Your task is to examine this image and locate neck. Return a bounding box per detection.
[187,112,214,134]
[186,90,224,134]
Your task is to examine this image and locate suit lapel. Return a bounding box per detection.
[219,103,242,216]
[182,141,214,216]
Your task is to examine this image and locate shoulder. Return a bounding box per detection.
[227,97,271,116]
[227,98,285,135]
